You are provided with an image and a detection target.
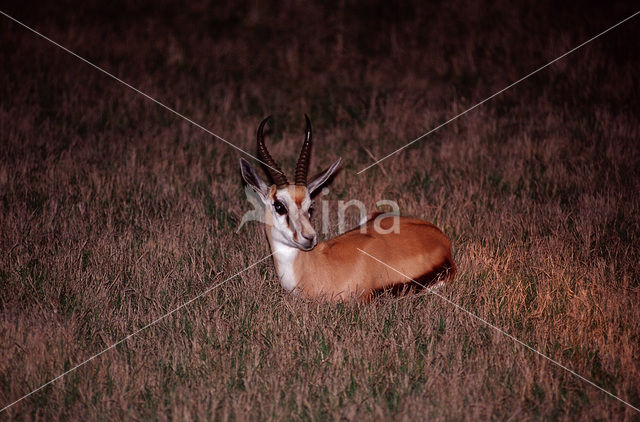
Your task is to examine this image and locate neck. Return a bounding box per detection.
[266,227,300,292]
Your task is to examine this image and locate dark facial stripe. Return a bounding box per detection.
[286,214,296,235]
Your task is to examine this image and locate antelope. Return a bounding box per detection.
[239,116,456,302]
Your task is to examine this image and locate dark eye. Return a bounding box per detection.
[273,200,287,215]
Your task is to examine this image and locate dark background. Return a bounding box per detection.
[1,1,639,420]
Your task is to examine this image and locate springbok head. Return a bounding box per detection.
[240,115,341,251]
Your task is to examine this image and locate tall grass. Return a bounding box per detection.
[1,1,639,420]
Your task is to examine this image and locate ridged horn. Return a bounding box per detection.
[256,116,289,188]
[295,114,313,186]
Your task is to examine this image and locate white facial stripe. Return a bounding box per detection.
[274,189,293,208]
[274,189,295,232]
[270,187,316,250]
[301,196,312,213]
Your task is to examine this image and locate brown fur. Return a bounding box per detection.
[292,216,455,302]
[292,186,306,208]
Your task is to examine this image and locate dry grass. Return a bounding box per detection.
[1,1,639,420]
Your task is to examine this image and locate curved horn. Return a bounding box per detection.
[294,114,313,186]
[256,116,289,188]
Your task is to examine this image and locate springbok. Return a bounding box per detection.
[240,116,455,302]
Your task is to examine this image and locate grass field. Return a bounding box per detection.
[1,1,639,420]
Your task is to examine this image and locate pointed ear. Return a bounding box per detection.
[307,158,341,195]
[240,158,270,200]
